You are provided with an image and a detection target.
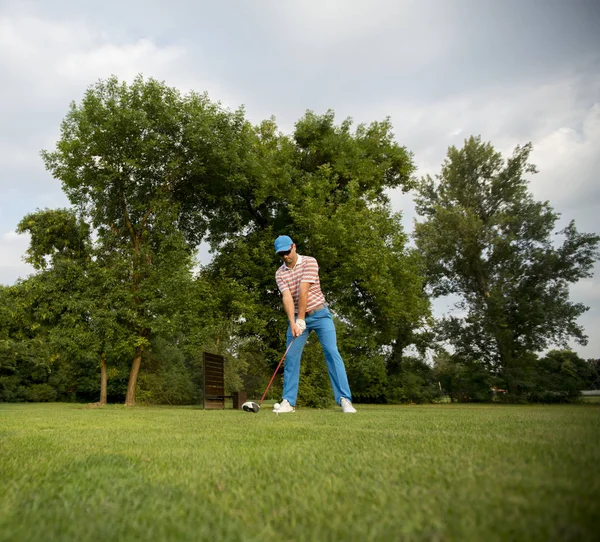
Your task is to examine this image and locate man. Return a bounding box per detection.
[273,235,356,414]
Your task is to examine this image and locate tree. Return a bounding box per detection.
[415,136,600,397]
[434,350,496,403]
[387,355,442,404]
[35,78,430,405]
[586,358,600,390]
[0,284,42,402]
[41,76,247,405]
[15,208,132,404]
[531,349,591,402]
[203,111,430,401]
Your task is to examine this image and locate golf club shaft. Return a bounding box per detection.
[259,338,296,406]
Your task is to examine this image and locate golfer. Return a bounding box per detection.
[273,235,356,414]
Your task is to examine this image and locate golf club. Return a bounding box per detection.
[242,338,296,413]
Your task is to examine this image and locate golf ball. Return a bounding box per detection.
[273,402,281,410]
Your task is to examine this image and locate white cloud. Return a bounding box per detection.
[530,104,600,217]
[0,230,34,285]
[56,39,185,84]
[382,71,600,208]
[0,15,187,94]
[0,144,37,169]
[571,278,600,305]
[0,11,198,287]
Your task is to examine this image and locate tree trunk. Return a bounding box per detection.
[99,352,107,405]
[125,346,144,406]
[388,322,411,377]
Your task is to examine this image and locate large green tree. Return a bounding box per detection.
[204,111,430,401]
[415,136,599,396]
[16,208,135,404]
[0,209,98,403]
[41,76,247,404]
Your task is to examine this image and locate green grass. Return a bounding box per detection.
[1,403,599,542]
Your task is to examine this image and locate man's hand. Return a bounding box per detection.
[291,319,305,337]
[292,322,304,337]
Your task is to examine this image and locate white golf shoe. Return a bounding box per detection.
[275,399,295,413]
[341,397,357,413]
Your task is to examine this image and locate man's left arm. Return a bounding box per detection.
[297,258,318,327]
[296,282,310,320]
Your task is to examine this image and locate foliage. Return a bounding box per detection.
[415,136,600,397]
[205,110,430,402]
[15,208,135,403]
[31,80,431,404]
[330,315,387,403]
[0,280,56,402]
[9,80,598,407]
[39,76,251,404]
[136,340,197,405]
[295,337,336,408]
[24,383,58,402]
[386,356,443,404]
[434,350,495,403]
[527,349,591,403]
[17,208,90,270]
[585,358,600,389]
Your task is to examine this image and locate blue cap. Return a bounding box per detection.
[274,235,294,253]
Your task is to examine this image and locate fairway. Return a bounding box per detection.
[1,404,599,541]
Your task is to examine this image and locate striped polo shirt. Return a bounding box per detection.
[276,255,326,314]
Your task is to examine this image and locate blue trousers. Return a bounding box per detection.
[282,306,352,406]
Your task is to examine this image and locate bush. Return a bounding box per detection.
[297,338,335,408]
[387,357,442,404]
[435,353,494,403]
[0,376,28,402]
[137,341,197,405]
[345,356,388,403]
[526,350,590,403]
[25,383,58,402]
[586,358,600,389]
[137,363,196,405]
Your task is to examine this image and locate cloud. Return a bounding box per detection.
[0,0,598,357]
[530,104,600,220]
[0,14,187,96]
[0,11,201,284]
[0,12,193,153]
[264,0,456,67]
[0,230,34,286]
[56,39,185,84]
[382,70,600,204]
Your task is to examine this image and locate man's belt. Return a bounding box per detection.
[306,304,326,317]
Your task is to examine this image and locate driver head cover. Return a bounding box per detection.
[242,401,260,413]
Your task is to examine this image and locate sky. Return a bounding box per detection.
[1,0,599,358]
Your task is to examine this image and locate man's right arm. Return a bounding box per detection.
[282,290,303,337]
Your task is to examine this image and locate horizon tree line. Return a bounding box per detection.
[0,75,598,405]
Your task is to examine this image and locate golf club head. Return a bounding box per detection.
[242,401,260,413]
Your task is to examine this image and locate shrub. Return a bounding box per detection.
[435,353,494,403]
[25,383,58,402]
[297,338,335,408]
[526,350,590,403]
[388,357,442,404]
[137,341,197,405]
[0,376,27,402]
